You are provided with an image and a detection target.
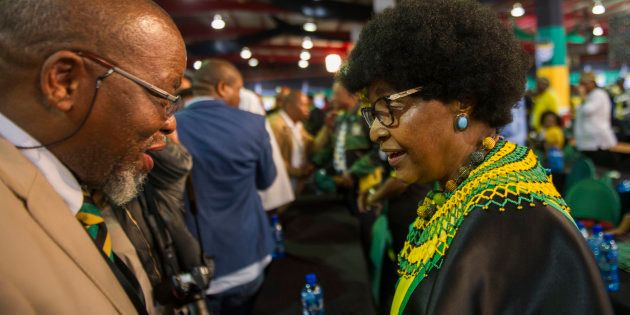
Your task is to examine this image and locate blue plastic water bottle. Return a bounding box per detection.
[576,221,589,240]
[598,234,620,292]
[301,273,324,315]
[271,214,285,259]
[588,224,604,257]
[547,147,564,173]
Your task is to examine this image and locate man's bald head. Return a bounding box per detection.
[0,0,187,205]
[0,0,178,71]
[193,59,244,107]
[284,89,310,123]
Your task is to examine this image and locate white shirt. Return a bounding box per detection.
[239,89,294,210]
[278,110,306,170]
[0,113,83,214]
[574,88,618,151]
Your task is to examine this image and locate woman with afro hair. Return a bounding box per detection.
[338,1,612,314]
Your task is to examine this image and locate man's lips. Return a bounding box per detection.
[141,137,167,171]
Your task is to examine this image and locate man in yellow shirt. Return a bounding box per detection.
[531,77,560,132]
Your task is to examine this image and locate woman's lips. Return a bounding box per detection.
[387,151,406,167]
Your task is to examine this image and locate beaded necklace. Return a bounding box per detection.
[416,136,498,220]
[390,140,572,315]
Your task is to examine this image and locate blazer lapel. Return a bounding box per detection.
[0,138,135,313]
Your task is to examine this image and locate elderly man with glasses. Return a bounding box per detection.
[0,0,186,314]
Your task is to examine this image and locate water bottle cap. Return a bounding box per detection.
[576,221,584,229]
[306,273,317,285]
[593,224,603,233]
[271,214,279,223]
[604,233,614,241]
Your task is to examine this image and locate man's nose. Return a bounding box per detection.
[160,115,177,135]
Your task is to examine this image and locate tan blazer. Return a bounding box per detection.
[0,137,137,314]
[267,112,313,178]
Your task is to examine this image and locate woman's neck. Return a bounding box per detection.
[438,123,496,189]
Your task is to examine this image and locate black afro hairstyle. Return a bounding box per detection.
[338,0,531,128]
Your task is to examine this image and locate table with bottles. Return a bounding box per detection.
[578,222,630,313]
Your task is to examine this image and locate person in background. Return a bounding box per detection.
[176,59,276,315]
[240,88,295,212]
[575,71,619,168]
[540,110,565,151]
[530,77,560,132]
[305,94,326,135]
[608,214,630,236]
[339,1,611,314]
[268,89,315,195]
[499,97,528,146]
[106,130,213,314]
[609,77,629,122]
[314,81,382,262]
[0,0,185,313]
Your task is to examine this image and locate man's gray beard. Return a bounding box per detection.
[101,163,147,206]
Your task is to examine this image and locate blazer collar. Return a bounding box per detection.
[0,137,135,313]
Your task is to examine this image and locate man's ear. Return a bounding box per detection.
[40,51,85,112]
[215,81,228,100]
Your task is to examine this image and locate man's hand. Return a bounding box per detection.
[333,173,354,188]
[300,163,316,178]
[324,111,338,129]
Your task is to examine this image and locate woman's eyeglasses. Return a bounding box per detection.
[360,86,423,127]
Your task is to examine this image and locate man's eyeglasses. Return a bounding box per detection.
[360,86,422,127]
[76,51,184,117]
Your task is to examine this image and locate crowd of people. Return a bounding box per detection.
[1,0,627,315]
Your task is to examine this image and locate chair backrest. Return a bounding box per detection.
[563,157,596,196]
[566,178,622,225]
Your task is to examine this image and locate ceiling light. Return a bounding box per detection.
[302,37,314,50]
[593,24,603,36]
[592,1,605,15]
[298,59,309,68]
[300,50,311,60]
[193,60,202,70]
[211,14,225,30]
[240,47,252,59]
[303,21,317,32]
[248,58,259,67]
[325,54,342,73]
[511,3,525,17]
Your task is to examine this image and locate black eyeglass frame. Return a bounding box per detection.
[361,86,423,128]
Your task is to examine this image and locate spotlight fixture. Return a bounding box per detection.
[325,54,342,73]
[593,24,603,36]
[298,59,309,69]
[592,0,605,15]
[302,37,314,50]
[211,14,226,30]
[511,2,525,17]
[303,21,317,32]
[240,47,252,59]
[300,50,311,61]
[193,60,202,70]
[248,58,259,67]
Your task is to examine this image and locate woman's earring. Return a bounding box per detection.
[454,113,469,132]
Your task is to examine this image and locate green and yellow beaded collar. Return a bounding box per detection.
[391,140,571,315]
